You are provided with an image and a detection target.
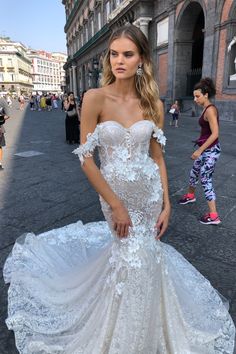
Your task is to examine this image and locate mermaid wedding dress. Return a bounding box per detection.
[3,120,235,354]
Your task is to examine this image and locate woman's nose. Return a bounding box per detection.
[116,55,124,64]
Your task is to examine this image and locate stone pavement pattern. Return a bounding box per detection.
[0,102,235,353]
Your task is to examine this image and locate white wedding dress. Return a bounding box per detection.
[3,120,235,354]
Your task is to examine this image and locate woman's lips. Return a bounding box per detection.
[116,68,126,72]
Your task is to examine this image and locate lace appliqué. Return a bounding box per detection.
[72,126,100,164]
[152,126,166,151]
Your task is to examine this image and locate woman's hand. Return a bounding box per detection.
[155,205,171,240]
[112,203,133,238]
[191,149,202,160]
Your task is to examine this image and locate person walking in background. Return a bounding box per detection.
[40,94,47,110]
[0,96,11,170]
[64,91,80,144]
[29,94,35,111]
[169,100,180,127]
[52,94,58,109]
[46,94,52,111]
[18,94,25,110]
[179,77,221,225]
[6,95,12,107]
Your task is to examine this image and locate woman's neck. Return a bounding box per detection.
[109,80,137,99]
[203,99,211,108]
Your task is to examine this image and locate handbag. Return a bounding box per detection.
[169,108,175,114]
[67,108,77,117]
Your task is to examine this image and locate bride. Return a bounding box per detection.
[4,25,235,353]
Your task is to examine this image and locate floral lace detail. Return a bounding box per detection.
[72,126,100,164]
[152,125,166,151]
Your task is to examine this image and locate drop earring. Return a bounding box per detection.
[136,64,143,77]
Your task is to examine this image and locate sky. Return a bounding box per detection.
[0,0,67,53]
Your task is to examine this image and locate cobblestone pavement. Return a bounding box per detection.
[0,101,235,353]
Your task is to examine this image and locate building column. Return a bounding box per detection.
[72,65,77,97]
[69,67,73,91]
[133,17,152,38]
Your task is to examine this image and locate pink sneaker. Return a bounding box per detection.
[178,194,196,205]
[200,213,221,225]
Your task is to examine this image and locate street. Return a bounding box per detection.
[0,101,236,353]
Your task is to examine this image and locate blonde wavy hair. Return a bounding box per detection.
[101,25,160,125]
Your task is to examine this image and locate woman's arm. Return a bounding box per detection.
[63,99,70,111]
[80,90,132,237]
[150,139,171,239]
[150,100,170,239]
[191,106,219,160]
[157,99,165,129]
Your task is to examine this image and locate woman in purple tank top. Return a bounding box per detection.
[179,77,221,225]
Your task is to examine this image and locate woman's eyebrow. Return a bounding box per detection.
[110,50,134,54]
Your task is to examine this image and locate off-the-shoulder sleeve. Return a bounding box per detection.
[152,125,166,151]
[72,126,100,164]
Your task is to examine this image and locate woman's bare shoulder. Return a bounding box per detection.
[83,87,107,102]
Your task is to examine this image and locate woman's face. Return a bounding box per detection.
[69,93,74,100]
[109,37,142,80]
[193,89,207,106]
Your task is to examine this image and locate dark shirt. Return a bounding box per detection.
[197,104,219,149]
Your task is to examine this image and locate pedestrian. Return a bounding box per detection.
[52,94,58,109]
[169,99,180,127]
[3,26,235,354]
[46,93,52,111]
[40,94,47,110]
[29,94,35,110]
[64,91,80,144]
[18,94,25,110]
[6,94,12,107]
[0,96,10,170]
[179,77,222,225]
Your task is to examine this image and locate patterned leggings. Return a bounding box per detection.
[189,144,221,201]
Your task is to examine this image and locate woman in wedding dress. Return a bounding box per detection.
[4,25,235,354]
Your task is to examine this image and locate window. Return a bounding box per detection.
[8,58,13,66]
[0,58,3,66]
[85,27,89,42]
[106,2,110,21]
[98,12,101,30]
[81,33,84,46]
[116,0,121,6]
[91,20,94,37]
[0,73,4,81]
[157,17,169,46]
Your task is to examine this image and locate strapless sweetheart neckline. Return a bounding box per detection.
[98,119,153,130]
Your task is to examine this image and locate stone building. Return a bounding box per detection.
[62,0,236,121]
[28,50,67,94]
[0,38,33,95]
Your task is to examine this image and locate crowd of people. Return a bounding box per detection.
[29,92,59,111]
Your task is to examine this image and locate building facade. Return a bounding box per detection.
[28,50,67,94]
[62,0,236,121]
[0,38,33,95]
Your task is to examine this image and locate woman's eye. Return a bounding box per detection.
[110,52,117,57]
[125,53,133,57]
